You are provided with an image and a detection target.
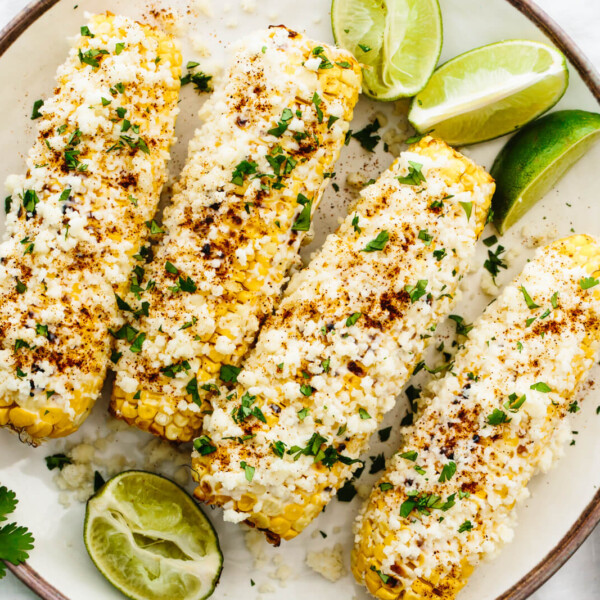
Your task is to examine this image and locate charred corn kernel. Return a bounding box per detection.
[0,14,181,445]
[111,26,362,443]
[352,235,600,600]
[191,138,495,543]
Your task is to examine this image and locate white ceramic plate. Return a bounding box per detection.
[1,1,599,599]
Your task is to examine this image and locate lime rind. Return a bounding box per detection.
[331,0,443,100]
[408,40,569,145]
[84,471,222,600]
[491,109,600,233]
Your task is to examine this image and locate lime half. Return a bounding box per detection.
[491,109,600,234]
[84,471,222,600]
[332,0,442,100]
[408,40,568,145]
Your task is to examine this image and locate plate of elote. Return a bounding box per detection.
[0,0,599,599]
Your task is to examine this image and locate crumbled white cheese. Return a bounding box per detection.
[306,544,347,582]
[354,235,600,590]
[192,139,495,536]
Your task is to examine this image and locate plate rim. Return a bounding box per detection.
[1,1,599,599]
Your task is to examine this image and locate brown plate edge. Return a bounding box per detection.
[0,0,599,599]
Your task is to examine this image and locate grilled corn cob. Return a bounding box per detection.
[0,14,181,444]
[352,234,600,600]
[110,26,362,443]
[191,137,495,543]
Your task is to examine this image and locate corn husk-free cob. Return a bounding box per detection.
[110,26,362,443]
[191,137,495,543]
[0,14,181,443]
[352,234,600,600]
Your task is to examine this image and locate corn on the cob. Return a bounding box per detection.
[0,14,181,444]
[191,137,495,543]
[352,234,600,600]
[110,26,362,443]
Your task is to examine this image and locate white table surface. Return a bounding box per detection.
[0,0,599,598]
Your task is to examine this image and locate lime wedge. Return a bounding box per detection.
[491,109,600,234]
[408,40,569,145]
[331,0,442,100]
[84,471,222,600]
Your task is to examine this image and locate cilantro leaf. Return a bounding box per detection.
[483,245,507,282]
[487,408,510,425]
[0,487,17,522]
[519,286,540,309]
[580,277,599,290]
[45,453,72,471]
[0,487,34,573]
[438,461,457,483]
[0,522,35,567]
[351,119,381,152]
[397,161,426,186]
[31,99,44,120]
[362,230,389,253]
[220,364,241,383]
[291,193,313,232]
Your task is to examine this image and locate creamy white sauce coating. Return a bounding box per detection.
[354,236,600,588]
[0,15,180,429]
[193,139,494,523]
[113,27,361,415]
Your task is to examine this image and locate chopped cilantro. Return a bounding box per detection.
[240,461,255,482]
[31,99,44,120]
[45,454,72,471]
[267,107,294,137]
[404,280,428,303]
[291,193,313,231]
[438,461,457,483]
[418,229,433,246]
[351,119,381,152]
[336,480,357,502]
[300,384,314,397]
[530,382,551,393]
[458,520,473,533]
[487,408,510,425]
[400,451,417,461]
[194,435,217,456]
[220,364,241,383]
[580,277,599,290]
[433,248,447,261]
[297,407,310,420]
[271,441,287,458]
[449,314,473,337]
[370,566,390,584]
[459,201,473,220]
[519,286,540,309]
[378,426,392,442]
[362,230,389,252]
[483,245,507,282]
[397,161,426,186]
[359,408,371,420]
[369,453,385,474]
[180,64,212,93]
[505,393,526,412]
[312,92,323,123]
[231,159,258,187]
[346,312,362,327]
